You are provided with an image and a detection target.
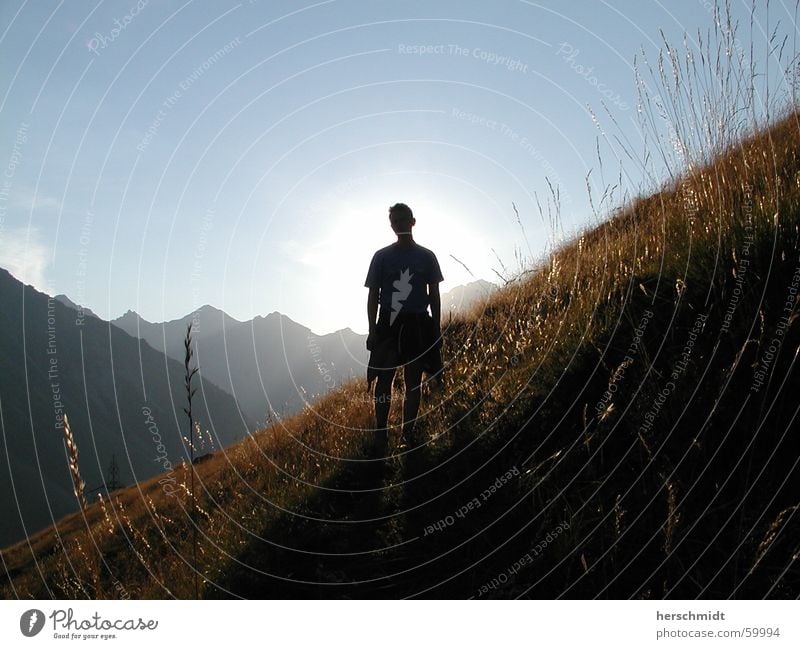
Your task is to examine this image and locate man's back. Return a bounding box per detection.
[364,241,444,315]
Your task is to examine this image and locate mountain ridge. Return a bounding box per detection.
[103,282,495,425]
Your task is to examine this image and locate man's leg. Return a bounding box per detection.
[374,367,396,444]
[402,358,424,443]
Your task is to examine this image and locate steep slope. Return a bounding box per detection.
[213,114,800,599]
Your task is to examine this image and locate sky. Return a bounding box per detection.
[0,0,791,334]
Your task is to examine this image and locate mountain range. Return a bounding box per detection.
[106,278,495,426]
[0,267,250,547]
[109,306,367,427]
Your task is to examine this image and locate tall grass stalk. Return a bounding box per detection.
[61,413,102,596]
[63,414,87,511]
[183,323,199,599]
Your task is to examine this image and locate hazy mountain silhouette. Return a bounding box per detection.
[440,279,495,314]
[109,281,486,426]
[0,267,251,547]
[111,307,369,425]
[54,293,98,319]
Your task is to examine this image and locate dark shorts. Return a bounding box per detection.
[367,309,443,389]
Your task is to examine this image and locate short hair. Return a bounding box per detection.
[389,203,413,223]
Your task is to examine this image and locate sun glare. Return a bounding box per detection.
[280,174,521,334]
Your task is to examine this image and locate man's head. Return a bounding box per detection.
[389,203,415,234]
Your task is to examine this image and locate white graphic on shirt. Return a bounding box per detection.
[390,268,413,325]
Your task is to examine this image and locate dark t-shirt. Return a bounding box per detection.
[364,241,444,318]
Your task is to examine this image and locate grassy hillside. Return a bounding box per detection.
[2,105,798,598]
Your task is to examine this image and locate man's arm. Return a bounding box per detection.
[428,282,441,340]
[367,287,379,331]
[367,287,379,349]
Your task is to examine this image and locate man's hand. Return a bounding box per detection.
[367,287,379,351]
[428,282,442,349]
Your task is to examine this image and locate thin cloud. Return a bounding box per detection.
[12,187,62,212]
[0,226,52,293]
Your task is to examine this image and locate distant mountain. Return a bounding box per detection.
[109,282,495,425]
[441,279,496,314]
[54,294,98,320]
[113,304,239,351]
[0,268,252,547]
[112,306,370,425]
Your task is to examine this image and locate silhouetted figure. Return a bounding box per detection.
[365,203,444,449]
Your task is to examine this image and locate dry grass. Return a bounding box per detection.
[1,383,373,598]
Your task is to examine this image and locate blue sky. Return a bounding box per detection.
[0,0,788,334]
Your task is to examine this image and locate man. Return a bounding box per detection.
[365,203,444,449]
